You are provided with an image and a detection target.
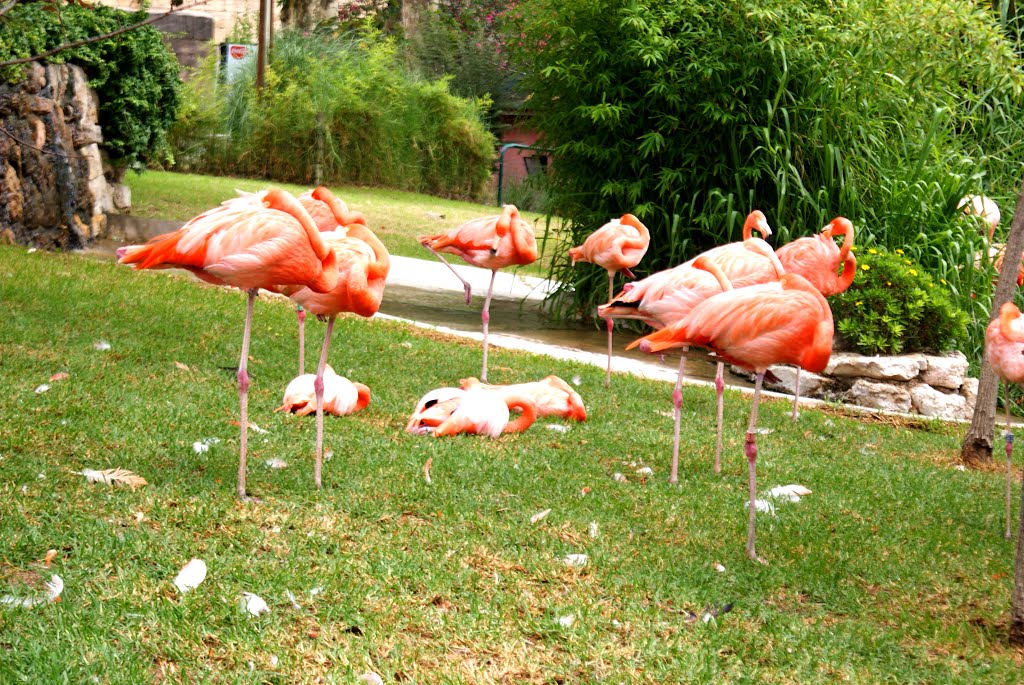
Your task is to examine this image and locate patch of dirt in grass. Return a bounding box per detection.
[818,405,963,434]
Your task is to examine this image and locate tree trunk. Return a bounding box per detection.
[402,0,431,39]
[1011,477,1024,645]
[961,177,1024,466]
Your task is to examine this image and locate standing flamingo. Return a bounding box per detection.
[405,387,538,437]
[117,188,339,499]
[775,217,856,418]
[276,187,390,489]
[985,302,1024,539]
[629,270,834,562]
[569,214,651,386]
[419,205,538,382]
[291,188,369,376]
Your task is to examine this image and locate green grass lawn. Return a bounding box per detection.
[124,170,562,277]
[2,244,1023,683]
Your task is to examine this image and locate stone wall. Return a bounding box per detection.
[747,351,978,421]
[0,62,128,250]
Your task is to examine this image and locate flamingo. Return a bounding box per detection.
[775,216,856,418]
[291,188,369,376]
[419,205,538,382]
[959,194,1001,241]
[629,268,834,562]
[117,188,339,499]
[985,302,1024,539]
[275,365,371,417]
[569,214,651,386]
[459,375,587,421]
[276,187,390,489]
[405,387,538,437]
[598,260,733,481]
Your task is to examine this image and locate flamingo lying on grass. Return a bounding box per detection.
[459,375,587,421]
[419,205,538,382]
[275,365,370,417]
[405,387,538,437]
[117,188,339,499]
[569,214,651,386]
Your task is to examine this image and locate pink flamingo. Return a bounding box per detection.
[629,268,834,562]
[419,205,538,382]
[775,216,856,418]
[459,375,587,421]
[405,387,538,437]
[985,302,1024,539]
[291,188,370,376]
[959,194,1001,241]
[117,188,339,499]
[569,214,651,386]
[276,187,390,489]
[275,366,371,417]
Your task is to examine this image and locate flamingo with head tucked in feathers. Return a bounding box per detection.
[419,205,538,382]
[569,214,651,386]
[629,263,834,562]
[274,186,390,490]
[405,387,538,437]
[459,375,587,422]
[275,365,371,417]
[117,188,339,499]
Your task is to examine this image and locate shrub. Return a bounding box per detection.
[831,248,968,356]
[0,2,181,169]
[168,29,495,200]
[504,0,1024,344]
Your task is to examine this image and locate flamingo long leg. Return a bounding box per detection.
[669,351,687,485]
[236,289,258,500]
[297,305,306,376]
[313,315,336,490]
[481,270,497,382]
[745,372,766,563]
[1006,384,1014,540]
[791,367,801,421]
[424,245,472,305]
[714,362,725,474]
[605,271,614,388]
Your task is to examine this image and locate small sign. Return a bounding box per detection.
[219,43,256,84]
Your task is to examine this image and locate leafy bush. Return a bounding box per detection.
[0,2,181,168]
[169,29,495,200]
[831,248,968,356]
[505,0,1024,344]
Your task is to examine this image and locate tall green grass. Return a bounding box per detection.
[168,29,496,200]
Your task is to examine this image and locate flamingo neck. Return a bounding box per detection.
[504,394,538,433]
[264,189,332,261]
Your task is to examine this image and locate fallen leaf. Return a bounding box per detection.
[530,508,551,524]
[174,361,190,371]
[75,468,148,489]
[49,372,69,382]
[173,559,207,593]
[424,457,433,485]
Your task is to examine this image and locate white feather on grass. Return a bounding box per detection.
[75,468,148,489]
[173,559,207,593]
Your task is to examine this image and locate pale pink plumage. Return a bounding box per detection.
[986,302,1024,539]
[459,375,587,421]
[405,387,537,438]
[275,367,370,417]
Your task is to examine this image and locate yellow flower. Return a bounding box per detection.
[908,269,918,276]
[904,259,912,265]
[886,281,892,286]
[868,248,878,254]
[855,301,863,306]
[895,249,904,255]
[861,264,871,271]
[940,279,947,285]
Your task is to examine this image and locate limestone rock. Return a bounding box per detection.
[825,352,926,382]
[111,183,131,210]
[961,377,979,418]
[844,379,912,413]
[921,352,968,390]
[765,365,829,398]
[910,383,967,420]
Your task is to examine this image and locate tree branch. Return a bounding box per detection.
[0,0,214,69]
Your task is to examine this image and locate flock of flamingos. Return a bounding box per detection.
[115,187,1024,561]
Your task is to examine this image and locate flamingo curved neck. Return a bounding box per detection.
[265,189,332,262]
[504,394,537,433]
